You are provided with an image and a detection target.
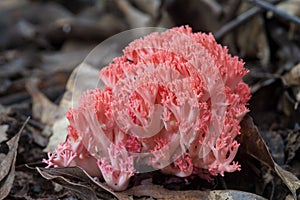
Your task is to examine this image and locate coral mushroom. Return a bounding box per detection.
[43,26,250,191]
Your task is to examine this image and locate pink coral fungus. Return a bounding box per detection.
[43,26,250,191]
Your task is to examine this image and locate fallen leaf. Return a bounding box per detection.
[276,0,300,18]
[43,117,68,153]
[261,130,285,165]
[36,166,117,200]
[44,63,100,152]
[275,163,300,199]
[0,117,29,200]
[238,115,275,168]
[0,125,8,143]
[239,115,300,199]
[25,78,62,126]
[282,62,300,86]
[36,166,267,200]
[284,129,300,163]
[116,182,267,200]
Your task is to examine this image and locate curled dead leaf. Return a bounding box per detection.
[238,115,275,168]
[0,125,8,143]
[275,163,300,199]
[276,0,300,18]
[239,115,300,199]
[36,165,267,200]
[35,166,117,200]
[26,78,62,126]
[0,117,29,200]
[285,129,300,163]
[116,184,267,200]
[282,63,300,86]
[44,63,100,152]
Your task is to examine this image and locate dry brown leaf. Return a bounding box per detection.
[116,184,267,200]
[0,161,16,200]
[285,129,300,163]
[276,0,300,18]
[43,117,68,153]
[281,63,300,114]
[36,166,117,200]
[0,117,28,200]
[239,115,300,199]
[26,78,62,126]
[282,62,300,86]
[275,163,300,199]
[44,63,100,152]
[0,125,8,143]
[238,115,275,168]
[36,166,267,200]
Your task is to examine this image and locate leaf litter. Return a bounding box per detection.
[0,117,29,200]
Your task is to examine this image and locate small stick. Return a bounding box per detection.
[214,0,282,40]
[248,0,300,26]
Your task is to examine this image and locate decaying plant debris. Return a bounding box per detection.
[1,0,300,199]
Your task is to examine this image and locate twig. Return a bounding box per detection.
[248,0,300,26]
[214,0,282,40]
